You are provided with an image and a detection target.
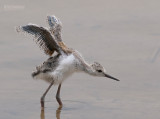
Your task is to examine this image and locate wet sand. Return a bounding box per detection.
[1,0,160,119]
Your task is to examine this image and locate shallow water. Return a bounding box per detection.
[1,0,160,119]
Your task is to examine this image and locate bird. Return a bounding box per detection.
[16,15,119,110]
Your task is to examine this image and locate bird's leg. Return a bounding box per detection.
[41,80,54,110]
[56,84,63,106]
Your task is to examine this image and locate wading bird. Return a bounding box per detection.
[16,15,119,110]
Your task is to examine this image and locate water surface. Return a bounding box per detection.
[1,0,160,119]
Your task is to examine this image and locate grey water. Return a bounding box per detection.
[0,0,160,119]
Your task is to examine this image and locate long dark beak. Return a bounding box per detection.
[104,73,120,81]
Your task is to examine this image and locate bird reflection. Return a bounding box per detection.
[40,110,45,119]
[56,106,62,119]
[40,106,62,119]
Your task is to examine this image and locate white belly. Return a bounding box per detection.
[34,54,76,85]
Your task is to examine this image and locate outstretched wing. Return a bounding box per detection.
[47,15,72,54]
[47,15,62,42]
[16,24,62,56]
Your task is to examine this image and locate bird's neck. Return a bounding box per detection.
[83,63,95,76]
[72,50,95,75]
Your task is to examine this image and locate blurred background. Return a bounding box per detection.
[0,0,160,119]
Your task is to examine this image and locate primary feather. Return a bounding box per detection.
[17,24,61,56]
[47,15,62,42]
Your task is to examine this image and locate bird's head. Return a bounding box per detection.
[90,62,119,81]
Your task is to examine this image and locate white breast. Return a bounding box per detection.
[50,54,76,84]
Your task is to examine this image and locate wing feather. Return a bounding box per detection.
[17,24,61,56]
[47,15,62,42]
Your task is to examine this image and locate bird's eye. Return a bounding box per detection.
[97,70,102,73]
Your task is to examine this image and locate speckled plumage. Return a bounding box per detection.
[16,15,119,108]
